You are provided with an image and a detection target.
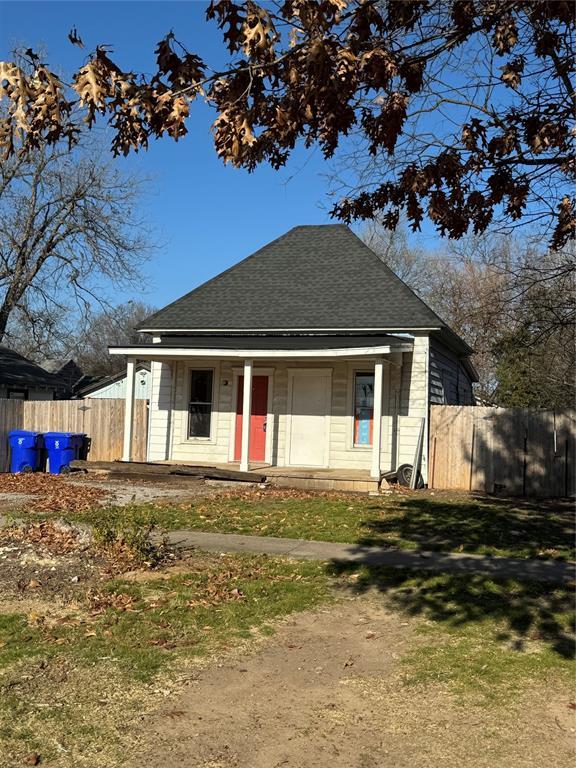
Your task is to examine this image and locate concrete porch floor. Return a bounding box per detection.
[159,460,381,493]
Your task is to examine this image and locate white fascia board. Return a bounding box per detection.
[138,326,441,333]
[109,344,413,359]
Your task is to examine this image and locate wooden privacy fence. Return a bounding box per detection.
[429,406,576,498]
[0,398,148,471]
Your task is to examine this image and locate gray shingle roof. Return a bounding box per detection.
[0,346,60,389]
[140,225,447,332]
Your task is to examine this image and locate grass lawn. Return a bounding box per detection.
[330,564,575,701]
[1,512,573,766]
[0,548,331,767]
[38,488,576,561]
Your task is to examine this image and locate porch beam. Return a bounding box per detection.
[108,344,413,358]
[371,358,384,479]
[240,358,253,472]
[122,357,137,462]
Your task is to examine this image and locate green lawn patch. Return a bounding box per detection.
[36,490,576,561]
[0,552,331,766]
[329,563,575,705]
[1,553,331,676]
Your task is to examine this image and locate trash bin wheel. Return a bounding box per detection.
[60,465,71,474]
[21,464,33,473]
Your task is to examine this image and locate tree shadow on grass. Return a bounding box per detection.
[328,561,575,660]
[356,495,575,560]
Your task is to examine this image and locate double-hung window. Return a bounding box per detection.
[188,369,214,438]
[353,372,374,446]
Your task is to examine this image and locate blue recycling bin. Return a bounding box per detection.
[9,430,44,473]
[43,432,85,474]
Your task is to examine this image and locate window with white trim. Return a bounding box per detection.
[188,370,214,438]
[353,372,374,446]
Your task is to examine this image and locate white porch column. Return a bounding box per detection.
[240,358,253,472]
[371,358,384,479]
[122,357,136,462]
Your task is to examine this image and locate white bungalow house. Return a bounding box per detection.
[110,225,476,489]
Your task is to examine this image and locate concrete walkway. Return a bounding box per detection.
[161,529,576,585]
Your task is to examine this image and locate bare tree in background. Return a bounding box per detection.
[363,221,510,399]
[361,218,438,296]
[0,139,151,348]
[364,221,575,406]
[70,301,156,377]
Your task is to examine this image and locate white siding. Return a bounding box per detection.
[170,360,233,464]
[393,334,430,481]
[147,361,174,461]
[429,338,474,405]
[86,369,151,400]
[149,345,431,477]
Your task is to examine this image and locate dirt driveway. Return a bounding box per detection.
[0,472,227,517]
[132,593,575,768]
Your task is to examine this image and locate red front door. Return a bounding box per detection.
[234,375,269,462]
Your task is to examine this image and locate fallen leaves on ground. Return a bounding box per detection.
[0,519,86,554]
[0,472,108,513]
[186,571,245,608]
[87,589,139,615]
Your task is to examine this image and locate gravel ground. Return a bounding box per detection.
[68,475,253,505]
[0,472,242,516]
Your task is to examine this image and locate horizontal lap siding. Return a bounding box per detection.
[273,361,396,472]
[147,351,428,473]
[273,366,288,466]
[147,361,174,461]
[87,371,151,400]
[330,362,373,470]
[396,335,429,479]
[265,361,392,471]
[170,360,232,464]
[429,339,474,406]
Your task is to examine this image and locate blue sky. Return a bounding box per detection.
[0,0,433,310]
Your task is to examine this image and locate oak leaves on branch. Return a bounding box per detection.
[0,0,574,248]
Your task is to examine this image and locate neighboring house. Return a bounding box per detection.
[76,362,151,400]
[110,225,477,483]
[41,358,90,398]
[0,346,60,400]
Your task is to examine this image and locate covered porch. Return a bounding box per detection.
[110,334,426,487]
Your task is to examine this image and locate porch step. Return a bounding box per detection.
[71,460,382,494]
[267,474,380,493]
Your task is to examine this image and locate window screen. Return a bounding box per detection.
[188,370,213,438]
